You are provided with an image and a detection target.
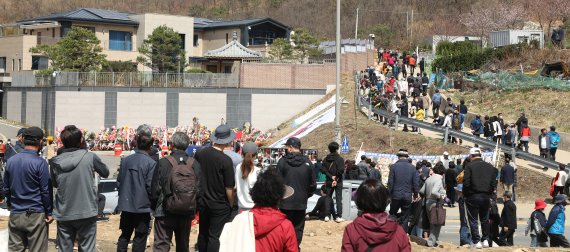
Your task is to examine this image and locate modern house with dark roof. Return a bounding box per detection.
[0,8,291,82]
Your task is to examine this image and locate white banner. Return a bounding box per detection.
[271,107,336,148]
[291,95,336,128]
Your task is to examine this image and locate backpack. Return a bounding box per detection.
[164,156,197,215]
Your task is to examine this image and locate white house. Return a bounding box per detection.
[489,30,544,48]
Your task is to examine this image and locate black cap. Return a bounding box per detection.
[22,127,44,141]
[284,137,301,148]
[17,128,26,136]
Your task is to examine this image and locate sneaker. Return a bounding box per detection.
[96,216,109,222]
[305,214,310,220]
[482,240,489,248]
[324,216,330,222]
[335,217,345,223]
[475,242,482,249]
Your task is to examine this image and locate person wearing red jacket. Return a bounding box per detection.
[342,179,411,252]
[250,169,298,252]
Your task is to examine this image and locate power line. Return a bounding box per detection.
[357,8,461,17]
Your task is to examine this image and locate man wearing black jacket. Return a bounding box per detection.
[278,137,317,250]
[498,191,517,246]
[321,142,345,222]
[463,147,498,249]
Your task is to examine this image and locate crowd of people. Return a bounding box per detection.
[2,122,570,251]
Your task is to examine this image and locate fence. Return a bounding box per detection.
[14,72,240,88]
[354,72,563,169]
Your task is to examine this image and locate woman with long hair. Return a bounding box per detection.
[235,141,261,211]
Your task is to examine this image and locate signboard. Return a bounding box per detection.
[340,135,349,153]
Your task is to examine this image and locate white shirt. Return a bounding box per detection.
[556,171,568,187]
[399,80,408,94]
[442,114,453,128]
[235,163,262,210]
[493,121,503,136]
[541,136,548,149]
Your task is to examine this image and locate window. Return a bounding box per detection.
[0,57,6,72]
[18,59,21,72]
[179,33,186,50]
[52,28,55,38]
[11,59,14,72]
[109,30,132,51]
[31,56,48,70]
[193,34,199,47]
[37,32,42,45]
[224,66,232,73]
[226,33,229,44]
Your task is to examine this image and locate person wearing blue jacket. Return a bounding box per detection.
[546,194,570,247]
[431,89,442,118]
[470,115,484,137]
[548,126,561,161]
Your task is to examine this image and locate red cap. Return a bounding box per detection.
[535,199,547,210]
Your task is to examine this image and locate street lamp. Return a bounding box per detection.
[334,0,341,144]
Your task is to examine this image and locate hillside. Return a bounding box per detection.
[1,0,480,46]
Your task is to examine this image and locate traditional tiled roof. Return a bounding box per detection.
[205,33,262,59]
[18,8,138,26]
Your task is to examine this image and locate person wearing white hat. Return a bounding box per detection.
[463,147,498,249]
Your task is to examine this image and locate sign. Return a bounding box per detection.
[340,135,349,153]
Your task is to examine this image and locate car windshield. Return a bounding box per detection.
[98,181,118,193]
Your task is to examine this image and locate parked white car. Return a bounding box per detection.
[98,178,119,214]
[306,180,362,220]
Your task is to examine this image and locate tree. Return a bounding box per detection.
[360,24,394,47]
[530,0,570,43]
[268,38,293,60]
[291,28,322,61]
[137,25,186,72]
[30,26,106,72]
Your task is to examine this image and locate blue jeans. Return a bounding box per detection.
[411,225,423,237]
[460,226,473,246]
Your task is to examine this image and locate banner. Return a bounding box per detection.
[355,150,495,185]
[291,95,336,128]
[270,107,336,148]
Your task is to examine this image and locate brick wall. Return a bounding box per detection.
[240,50,374,89]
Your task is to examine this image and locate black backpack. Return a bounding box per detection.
[164,156,197,215]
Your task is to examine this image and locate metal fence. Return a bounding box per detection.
[32,72,240,88]
[354,72,562,169]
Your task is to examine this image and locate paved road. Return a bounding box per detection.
[438,220,570,247]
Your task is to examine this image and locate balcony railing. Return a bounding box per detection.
[12,72,240,88]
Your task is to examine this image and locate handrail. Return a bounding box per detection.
[356,77,562,169]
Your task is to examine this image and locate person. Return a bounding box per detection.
[498,191,517,246]
[387,149,420,230]
[49,125,110,251]
[432,90,442,118]
[515,112,527,133]
[399,94,410,132]
[0,140,5,164]
[548,126,561,161]
[492,116,503,144]
[527,199,548,247]
[416,104,425,135]
[4,128,25,162]
[440,152,450,170]
[420,92,431,118]
[313,158,322,182]
[421,163,446,247]
[444,162,457,208]
[463,147,498,249]
[151,132,201,252]
[195,124,235,252]
[2,127,53,251]
[356,155,369,180]
[546,194,570,247]
[455,184,473,247]
[519,121,531,152]
[249,169,298,252]
[306,185,331,221]
[235,142,261,211]
[342,179,411,252]
[321,142,345,222]
[539,128,551,170]
[470,115,484,137]
[500,158,516,195]
[278,137,316,249]
[483,116,495,141]
[554,164,568,199]
[116,125,156,252]
[419,57,425,75]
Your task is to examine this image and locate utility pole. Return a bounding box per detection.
[410,10,414,48]
[406,11,409,42]
[334,0,342,144]
[355,8,359,39]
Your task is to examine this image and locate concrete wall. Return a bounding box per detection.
[202,28,241,53]
[179,93,226,128]
[117,92,166,127]
[131,14,194,67]
[55,91,105,131]
[251,93,322,130]
[6,91,21,121]
[0,35,37,75]
[25,91,42,127]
